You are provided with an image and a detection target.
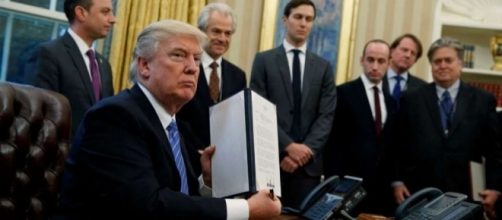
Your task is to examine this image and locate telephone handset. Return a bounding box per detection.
[395,187,482,220]
[282,175,366,220]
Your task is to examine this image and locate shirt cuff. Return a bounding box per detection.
[391,181,404,188]
[198,175,212,197]
[225,199,249,220]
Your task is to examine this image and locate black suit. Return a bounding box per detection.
[27,32,114,135]
[395,82,502,197]
[177,59,246,175]
[324,77,396,215]
[58,84,226,219]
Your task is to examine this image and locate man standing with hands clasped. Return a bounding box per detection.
[250,0,336,209]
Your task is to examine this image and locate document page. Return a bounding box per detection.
[469,160,485,201]
[210,91,249,198]
[251,91,281,196]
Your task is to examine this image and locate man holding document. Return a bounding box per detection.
[57,19,281,219]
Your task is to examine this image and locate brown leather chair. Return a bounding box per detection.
[0,82,71,220]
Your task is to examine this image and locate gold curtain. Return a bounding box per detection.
[109,0,206,93]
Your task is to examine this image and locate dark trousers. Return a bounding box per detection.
[280,169,321,209]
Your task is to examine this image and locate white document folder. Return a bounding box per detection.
[210,89,281,198]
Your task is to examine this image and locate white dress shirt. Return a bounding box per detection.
[67,28,95,81]
[283,39,307,90]
[361,74,388,126]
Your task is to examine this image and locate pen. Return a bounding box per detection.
[269,189,275,200]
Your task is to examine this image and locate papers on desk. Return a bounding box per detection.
[469,160,485,201]
[210,89,281,198]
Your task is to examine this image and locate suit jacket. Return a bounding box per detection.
[58,84,226,219]
[395,82,502,196]
[324,78,396,187]
[177,59,245,175]
[27,32,114,135]
[250,45,336,176]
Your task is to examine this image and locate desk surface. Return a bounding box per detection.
[274,213,391,220]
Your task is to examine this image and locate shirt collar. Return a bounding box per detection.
[435,79,461,100]
[137,83,174,129]
[361,73,383,91]
[201,51,222,69]
[387,68,409,81]
[67,28,94,55]
[283,39,307,54]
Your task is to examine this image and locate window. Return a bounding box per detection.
[0,0,116,82]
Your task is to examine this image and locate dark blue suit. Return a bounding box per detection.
[58,85,226,219]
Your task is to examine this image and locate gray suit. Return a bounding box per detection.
[250,45,336,207]
[27,32,114,135]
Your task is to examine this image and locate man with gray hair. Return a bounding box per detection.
[57,19,281,219]
[178,3,246,172]
[392,37,502,219]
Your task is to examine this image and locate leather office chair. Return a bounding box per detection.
[0,82,71,220]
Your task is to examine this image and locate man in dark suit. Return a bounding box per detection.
[383,34,427,103]
[324,39,396,215]
[250,0,336,209]
[393,37,502,218]
[177,3,246,175]
[27,0,115,135]
[57,19,281,219]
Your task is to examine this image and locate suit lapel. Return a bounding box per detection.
[448,83,470,135]
[220,59,231,99]
[62,33,96,103]
[130,85,183,186]
[276,46,294,106]
[302,52,315,109]
[197,64,213,106]
[424,84,445,135]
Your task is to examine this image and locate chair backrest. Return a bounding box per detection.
[0,82,71,220]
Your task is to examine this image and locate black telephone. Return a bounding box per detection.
[282,175,366,220]
[395,187,483,220]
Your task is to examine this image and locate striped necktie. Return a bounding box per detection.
[167,120,189,194]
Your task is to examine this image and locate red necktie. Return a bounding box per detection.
[86,49,102,101]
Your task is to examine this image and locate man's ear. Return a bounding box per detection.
[74,6,88,22]
[137,57,150,78]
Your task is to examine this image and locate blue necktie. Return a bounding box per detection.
[167,120,189,194]
[291,49,302,141]
[440,90,453,131]
[392,75,402,101]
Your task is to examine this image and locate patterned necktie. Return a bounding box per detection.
[291,49,302,141]
[167,120,189,194]
[209,62,220,103]
[392,75,403,101]
[440,90,453,131]
[373,86,382,136]
[86,49,102,101]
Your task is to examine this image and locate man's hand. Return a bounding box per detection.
[285,143,313,166]
[479,189,500,219]
[199,145,216,187]
[247,190,282,220]
[393,184,410,204]
[280,156,299,173]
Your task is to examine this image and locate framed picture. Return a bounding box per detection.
[259,0,358,84]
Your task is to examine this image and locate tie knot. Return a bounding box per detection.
[210,62,218,69]
[373,86,379,93]
[86,49,96,60]
[292,49,301,56]
[442,90,451,99]
[394,75,402,82]
[167,120,178,133]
